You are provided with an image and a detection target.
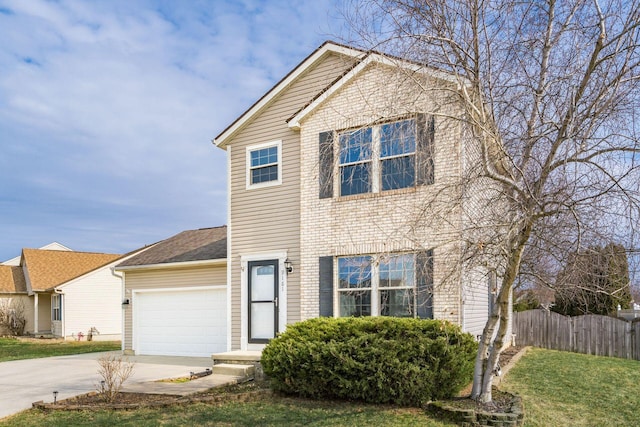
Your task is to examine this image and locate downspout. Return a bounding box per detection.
[459,115,467,332]
[111,267,125,352]
[33,293,38,334]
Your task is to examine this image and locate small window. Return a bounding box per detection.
[246,141,282,189]
[338,256,372,316]
[339,128,372,196]
[380,120,416,190]
[379,254,415,317]
[52,294,62,321]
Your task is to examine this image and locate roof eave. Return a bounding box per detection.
[287,53,465,130]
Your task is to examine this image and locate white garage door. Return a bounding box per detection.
[135,288,226,357]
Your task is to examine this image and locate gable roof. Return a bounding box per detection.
[2,242,72,266]
[22,249,121,292]
[213,41,466,148]
[286,52,461,130]
[0,266,27,293]
[116,226,227,269]
[213,41,366,149]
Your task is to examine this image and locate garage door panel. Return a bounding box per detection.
[135,289,226,357]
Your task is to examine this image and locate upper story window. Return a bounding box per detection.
[339,127,372,196]
[320,114,434,199]
[246,140,282,189]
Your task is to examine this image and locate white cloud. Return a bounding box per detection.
[0,0,346,259]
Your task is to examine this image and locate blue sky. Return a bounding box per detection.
[0,0,349,260]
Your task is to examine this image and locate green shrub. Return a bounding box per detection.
[261,317,477,406]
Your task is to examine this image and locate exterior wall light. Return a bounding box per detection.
[284,259,293,274]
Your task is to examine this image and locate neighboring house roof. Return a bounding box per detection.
[213,41,366,148]
[22,249,121,292]
[2,242,72,266]
[116,226,227,269]
[0,266,27,293]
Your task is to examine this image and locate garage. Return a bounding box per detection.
[134,287,227,357]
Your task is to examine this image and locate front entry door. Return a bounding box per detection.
[248,260,278,343]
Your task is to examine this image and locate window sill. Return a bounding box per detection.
[334,186,417,202]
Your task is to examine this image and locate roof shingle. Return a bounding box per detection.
[23,249,122,291]
[0,266,27,293]
[117,226,227,267]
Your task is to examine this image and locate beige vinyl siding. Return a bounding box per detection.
[123,264,226,351]
[61,267,123,340]
[227,52,356,349]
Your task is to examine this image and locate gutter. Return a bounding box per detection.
[114,258,226,272]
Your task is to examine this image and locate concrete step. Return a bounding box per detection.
[211,350,262,363]
[211,363,255,378]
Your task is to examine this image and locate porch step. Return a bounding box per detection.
[212,351,263,380]
[211,363,255,378]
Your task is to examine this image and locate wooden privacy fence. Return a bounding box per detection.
[513,309,640,361]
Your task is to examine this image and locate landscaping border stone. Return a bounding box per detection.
[32,389,273,412]
[426,392,524,427]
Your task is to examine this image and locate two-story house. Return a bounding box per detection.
[214,41,494,351]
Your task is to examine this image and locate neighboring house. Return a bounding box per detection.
[1,242,72,266]
[213,41,497,351]
[0,265,32,335]
[115,226,227,357]
[1,248,133,340]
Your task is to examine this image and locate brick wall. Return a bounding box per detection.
[298,62,467,324]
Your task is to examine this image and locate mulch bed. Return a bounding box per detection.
[38,381,270,411]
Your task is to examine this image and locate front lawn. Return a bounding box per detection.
[0,337,121,362]
[501,347,640,427]
[3,346,639,426]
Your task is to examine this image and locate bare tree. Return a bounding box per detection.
[0,299,27,336]
[342,0,640,403]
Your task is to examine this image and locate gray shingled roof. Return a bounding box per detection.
[118,226,227,267]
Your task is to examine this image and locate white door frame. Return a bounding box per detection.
[240,251,288,351]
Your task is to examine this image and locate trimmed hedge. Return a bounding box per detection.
[261,317,477,406]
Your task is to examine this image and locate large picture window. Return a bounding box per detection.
[337,253,418,318]
[246,140,282,189]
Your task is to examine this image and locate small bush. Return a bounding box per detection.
[261,317,477,406]
[96,354,135,402]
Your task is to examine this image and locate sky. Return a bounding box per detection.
[0,0,350,261]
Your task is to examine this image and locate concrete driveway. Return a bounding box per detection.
[0,351,213,420]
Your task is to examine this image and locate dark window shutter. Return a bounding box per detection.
[319,256,334,316]
[416,114,435,186]
[416,249,434,319]
[319,131,334,199]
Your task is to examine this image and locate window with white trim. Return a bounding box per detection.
[246,140,282,188]
[319,114,434,199]
[338,118,417,196]
[337,253,416,317]
[52,294,62,321]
